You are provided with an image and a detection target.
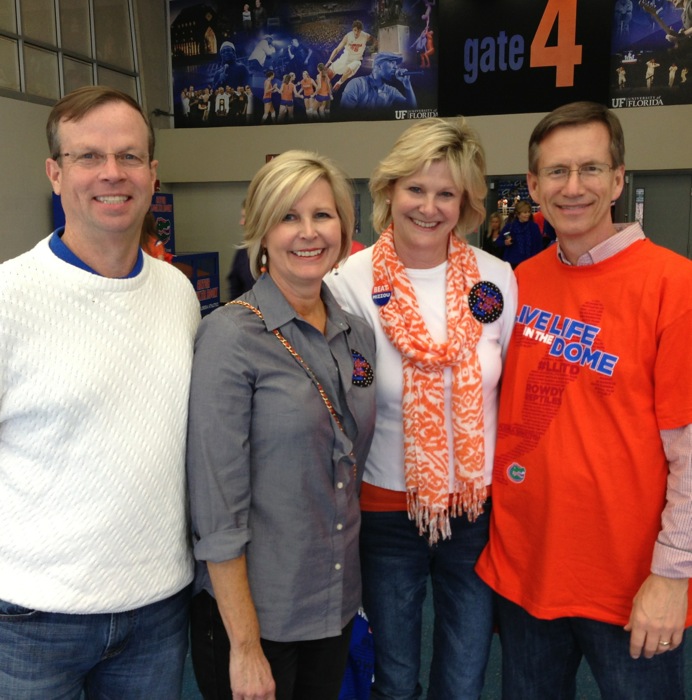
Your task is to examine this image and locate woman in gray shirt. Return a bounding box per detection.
[187,150,376,700]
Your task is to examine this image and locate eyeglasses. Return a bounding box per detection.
[538,163,614,181]
[56,151,150,169]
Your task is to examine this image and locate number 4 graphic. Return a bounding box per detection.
[530,0,583,87]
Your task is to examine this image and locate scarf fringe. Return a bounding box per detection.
[407,480,487,545]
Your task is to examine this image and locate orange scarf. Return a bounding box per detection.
[372,226,486,542]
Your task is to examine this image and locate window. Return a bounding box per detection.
[0,0,139,103]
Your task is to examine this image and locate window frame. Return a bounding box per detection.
[0,0,141,105]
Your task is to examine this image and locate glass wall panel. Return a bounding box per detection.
[60,0,92,57]
[0,0,17,32]
[0,36,20,91]
[20,0,57,44]
[24,44,59,100]
[98,65,135,98]
[64,56,93,94]
[2,0,139,102]
[94,0,133,71]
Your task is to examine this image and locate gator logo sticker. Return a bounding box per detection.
[155,216,171,244]
[507,462,526,484]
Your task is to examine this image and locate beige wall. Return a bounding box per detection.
[0,98,53,262]
[160,106,692,287]
[156,105,692,184]
[0,0,690,277]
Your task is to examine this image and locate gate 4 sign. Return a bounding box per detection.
[439,0,611,117]
[530,0,583,87]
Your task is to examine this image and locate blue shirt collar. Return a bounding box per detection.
[49,228,144,278]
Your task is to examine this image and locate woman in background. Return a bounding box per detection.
[481,210,504,259]
[495,199,543,268]
[315,63,332,119]
[278,73,299,123]
[187,150,376,700]
[328,117,517,700]
[300,69,317,120]
[261,70,278,124]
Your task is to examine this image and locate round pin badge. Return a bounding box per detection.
[468,281,504,323]
[371,282,392,307]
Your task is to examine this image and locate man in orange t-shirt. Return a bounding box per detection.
[476,101,692,699]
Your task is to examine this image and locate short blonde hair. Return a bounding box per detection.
[244,150,355,277]
[370,116,487,239]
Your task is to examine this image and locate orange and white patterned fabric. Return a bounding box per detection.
[371,226,486,542]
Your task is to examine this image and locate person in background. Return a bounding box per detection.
[261,70,279,124]
[481,210,504,259]
[241,3,252,32]
[340,51,416,114]
[0,86,200,698]
[476,100,692,699]
[245,85,255,124]
[227,201,254,300]
[645,58,660,89]
[278,73,300,123]
[300,69,317,120]
[249,35,276,74]
[253,0,267,30]
[328,117,517,700]
[665,0,692,43]
[187,150,376,700]
[495,199,543,268]
[326,20,374,92]
[315,63,333,119]
[532,205,557,248]
[542,217,557,247]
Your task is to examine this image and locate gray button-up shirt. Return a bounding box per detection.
[187,274,376,641]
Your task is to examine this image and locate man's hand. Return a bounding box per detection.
[624,573,688,659]
[229,641,276,700]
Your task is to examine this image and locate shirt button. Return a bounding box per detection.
[335,563,342,570]
[336,523,343,531]
[336,482,344,489]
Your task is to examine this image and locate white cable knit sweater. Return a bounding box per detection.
[0,236,200,614]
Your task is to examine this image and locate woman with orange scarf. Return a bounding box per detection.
[328,117,517,699]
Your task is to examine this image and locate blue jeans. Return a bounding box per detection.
[360,506,494,700]
[0,585,191,699]
[496,594,686,700]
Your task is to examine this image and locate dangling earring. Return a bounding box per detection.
[260,250,268,274]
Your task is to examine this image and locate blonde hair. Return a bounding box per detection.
[244,150,355,277]
[488,211,503,233]
[370,116,487,239]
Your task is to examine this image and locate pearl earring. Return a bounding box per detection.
[260,251,267,274]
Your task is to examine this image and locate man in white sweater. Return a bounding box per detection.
[0,86,200,698]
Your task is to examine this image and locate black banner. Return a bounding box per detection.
[438,0,612,116]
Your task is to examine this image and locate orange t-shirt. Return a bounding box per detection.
[476,240,692,627]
